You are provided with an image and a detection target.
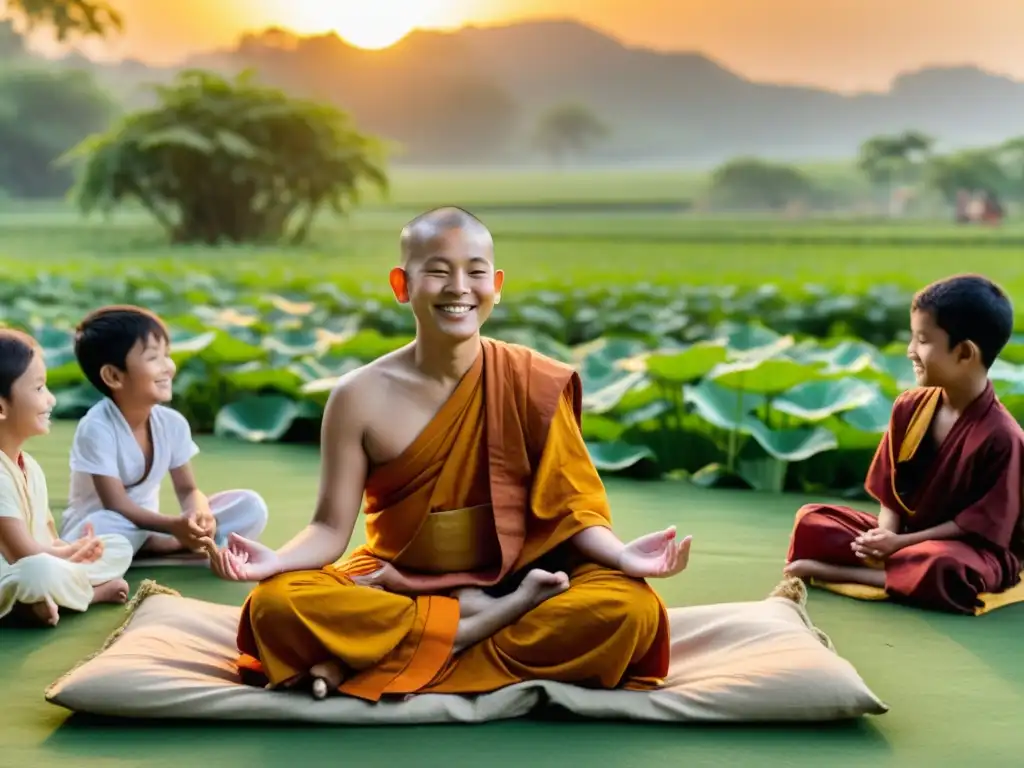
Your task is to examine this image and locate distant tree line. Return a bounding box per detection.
[1,2,1022,240]
[706,133,1023,216]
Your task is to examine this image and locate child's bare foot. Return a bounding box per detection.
[783,559,830,580]
[140,534,187,555]
[309,660,344,700]
[28,597,60,627]
[91,578,130,605]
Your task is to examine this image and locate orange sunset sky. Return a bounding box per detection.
[17,0,1024,92]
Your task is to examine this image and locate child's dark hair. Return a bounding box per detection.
[0,328,41,400]
[74,305,169,397]
[911,274,1014,369]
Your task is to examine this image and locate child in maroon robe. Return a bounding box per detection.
[786,274,1024,615]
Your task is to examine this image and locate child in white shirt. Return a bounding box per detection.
[0,329,132,626]
[59,306,269,562]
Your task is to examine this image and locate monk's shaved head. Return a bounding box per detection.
[400,206,493,265]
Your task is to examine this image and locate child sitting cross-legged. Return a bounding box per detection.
[58,306,269,565]
[0,329,132,627]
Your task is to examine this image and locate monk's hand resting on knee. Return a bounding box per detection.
[201,533,281,582]
[617,526,692,579]
[852,528,906,560]
[351,562,405,592]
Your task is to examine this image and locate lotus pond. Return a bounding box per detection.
[4,271,1023,498]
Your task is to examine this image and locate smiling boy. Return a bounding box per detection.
[58,306,269,564]
[785,274,1024,615]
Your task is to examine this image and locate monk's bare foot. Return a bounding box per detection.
[783,559,830,580]
[517,569,570,608]
[91,578,130,605]
[454,587,494,619]
[309,660,344,700]
[452,569,569,654]
[28,597,60,627]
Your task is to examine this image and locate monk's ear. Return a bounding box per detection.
[389,267,410,304]
[493,269,504,300]
[0,398,7,420]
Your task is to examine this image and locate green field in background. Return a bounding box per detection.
[1,167,1021,297]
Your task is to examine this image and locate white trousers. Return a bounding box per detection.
[0,534,133,619]
[62,489,269,556]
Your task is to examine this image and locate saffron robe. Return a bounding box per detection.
[0,450,133,620]
[235,338,670,701]
[788,382,1024,615]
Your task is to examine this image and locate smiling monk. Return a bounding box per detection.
[204,207,691,701]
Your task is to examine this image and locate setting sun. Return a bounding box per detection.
[286,0,437,49]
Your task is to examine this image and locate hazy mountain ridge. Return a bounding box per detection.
[41,18,1024,165]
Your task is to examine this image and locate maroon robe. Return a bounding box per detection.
[788,382,1024,614]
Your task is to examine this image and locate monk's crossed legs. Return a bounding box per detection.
[239,561,665,697]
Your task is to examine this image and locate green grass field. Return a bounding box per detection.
[2,165,1023,297]
[2,421,1022,768]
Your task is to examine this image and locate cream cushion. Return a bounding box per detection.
[45,579,888,723]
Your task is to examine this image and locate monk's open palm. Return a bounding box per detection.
[202,533,280,582]
[618,526,692,579]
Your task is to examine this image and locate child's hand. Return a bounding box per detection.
[852,528,906,560]
[55,524,104,563]
[191,496,217,539]
[168,514,206,551]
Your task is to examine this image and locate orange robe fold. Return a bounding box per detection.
[236,337,670,700]
[788,382,1024,615]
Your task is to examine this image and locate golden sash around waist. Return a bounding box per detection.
[393,504,501,574]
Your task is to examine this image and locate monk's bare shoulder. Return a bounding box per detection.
[322,345,414,429]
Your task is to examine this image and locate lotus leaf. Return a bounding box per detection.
[490,328,573,362]
[683,380,764,431]
[643,340,729,384]
[328,329,412,361]
[585,441,657,472]
[580,413,627,443]
[618,399,674,428]
[989,359,1023,385]
[262,329,324,358]
[582,370,647,414]
[708,356,823,395]
[840,388,895,433]
[714,321,782,353]
[53,384,102,419]
[689,463,754,490]
[772,378,881,422]
[745,419,839,463]
[607,381,664,415]
[214,395,320,443]
[1001,336,1024,365]
[197,330,267,365]
[224,363,307,396]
